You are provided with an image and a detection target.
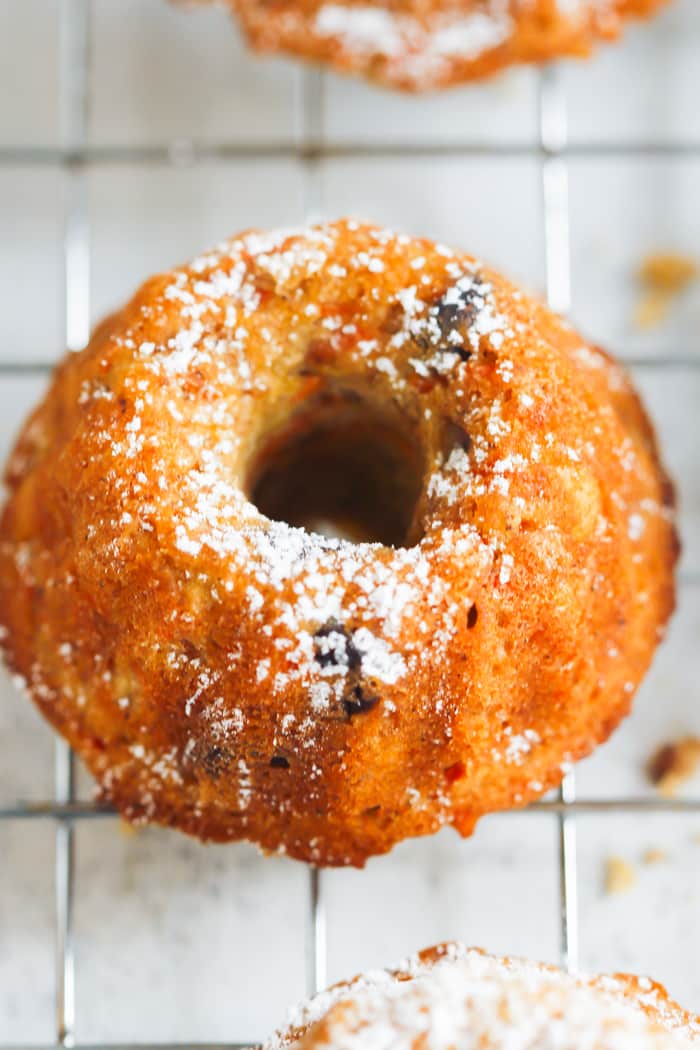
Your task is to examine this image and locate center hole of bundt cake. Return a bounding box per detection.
[247,391,425,547]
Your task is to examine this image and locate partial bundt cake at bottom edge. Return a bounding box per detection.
[266,943,700,1049]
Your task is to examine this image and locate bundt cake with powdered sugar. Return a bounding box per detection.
[266,943,700,1049]
[0,220,677,865]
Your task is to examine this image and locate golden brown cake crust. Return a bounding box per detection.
[201,0,671,92]
[266,943,700,1049]
[0,220,677,866]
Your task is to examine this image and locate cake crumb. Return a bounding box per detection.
[634,292,669,330]
[640,252,698,292]
[605,855,636,895]
[642,847,668,866]
[634,252,698,329]
[647,735,700,798]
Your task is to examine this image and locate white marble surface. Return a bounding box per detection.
[1,0,699,1045]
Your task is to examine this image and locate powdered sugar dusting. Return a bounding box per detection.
[74,222,526,782]
[267,944,699,1050]
[314,0,512,83]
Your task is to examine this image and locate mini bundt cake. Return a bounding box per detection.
[192,0,671,92]
[0,220,677,866]
[266,943,700,1049]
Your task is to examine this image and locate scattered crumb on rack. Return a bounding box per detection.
[634,251,698,329]
[647,735,700,798]
[605,855,636,895]
[642,847,668,866]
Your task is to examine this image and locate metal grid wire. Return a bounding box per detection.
[1,0,699,1046]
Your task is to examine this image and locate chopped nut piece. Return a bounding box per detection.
[605,855,636,894]
[647,736,700,798]
[639,253,698,293]
[642,847,668,865]
[634,290,670,329]
[634,252,698,329]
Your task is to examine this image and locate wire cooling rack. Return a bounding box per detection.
[1,1,699,1047]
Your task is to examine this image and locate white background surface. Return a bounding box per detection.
[1,0,699,1044]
